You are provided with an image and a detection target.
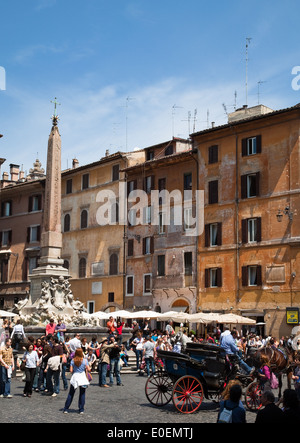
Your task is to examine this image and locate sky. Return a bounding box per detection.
[0,0,300,175]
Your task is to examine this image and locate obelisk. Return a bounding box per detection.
[30,103,69,303]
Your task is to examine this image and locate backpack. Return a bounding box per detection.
[217,401,236,423]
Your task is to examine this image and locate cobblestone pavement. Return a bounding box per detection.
[0,372,271,424]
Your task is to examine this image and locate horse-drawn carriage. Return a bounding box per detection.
[145,342,257,414]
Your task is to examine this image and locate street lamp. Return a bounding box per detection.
[276,205,294,222]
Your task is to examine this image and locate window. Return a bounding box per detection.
[109,253,118,275]
[146,150,154,161]
[28,195,42,212]
[81,209,88,229]
[128,208,137,226]
[108,292,115,303]
[82,173,89,190]
[242,135,262,156]
[208,145,218,164]
[242,265,262,287]
[126,276,134,296]
[127,239,134,257]
[29,257,37,275]
[145,176,154,194]
[66,179,72,194]
[112,164,120,182]
[159,212,166,234]
[87,301,95,314]
[79,257,87,278]
[143,274,152,294]
[1,201,12,217]
[64,214,71,232]
[63,260,70,270]
[143,206,152,224]
[127,180,137,196]
[184,207,194,231]
[241,172,260,199]
[208,180,218,204]
[27,226,41,243]
[143,237,154,255]
[1,230,12,247]
[111,201,119,224]
[165,144,174,156]
[184,252,193,276]
[205,223,222,247]
[242,218,262,243]
[205,268,222,288]
[184,173,192,190]
[157,255,165,276]
[0,258,8,283]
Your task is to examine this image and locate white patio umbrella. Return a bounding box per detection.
[188,312,220,324]
[157,311,191,323]
[0,310,18,318]
[218,313,256,325]
[129,310,160,319]
[109,310,134,319]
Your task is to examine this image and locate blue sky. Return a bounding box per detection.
[0,0,300,174]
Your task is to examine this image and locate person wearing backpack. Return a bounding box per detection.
[217,384,246,423]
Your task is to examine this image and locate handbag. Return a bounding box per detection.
[20,360,26,371]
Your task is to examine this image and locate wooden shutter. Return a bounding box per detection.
[217,268,222,287]
[256,217,262,242]
[256,265,262,286]
[217,223,222,246]
[150,237,154,254]
[242,219,248,244]
[255,172,260,197]
[205,224,210,247]
[142,238,146,255]
[209,180,218,204]
[27,227,31,243]
[37,226,41,242]
[242,138,248,157]
[28,196,33,212]
[128,239,134,257]
[37,195,42,211]
[242,266,248,286]
[205,269,210,288]
[241,175,248,199]
[256,135,262,154]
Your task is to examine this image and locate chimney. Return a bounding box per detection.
[105,149,110,157]
[10,164,20,182]
[19,169,25,181]
[72,158,79,169]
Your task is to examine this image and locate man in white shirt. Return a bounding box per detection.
[69,334,81,355]
[143,336,156,377]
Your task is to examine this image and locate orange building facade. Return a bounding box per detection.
[192,104,300,337]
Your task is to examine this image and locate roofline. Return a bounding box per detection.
[62,151,127,177]
[191,102,300,137]
[122,148,195,173]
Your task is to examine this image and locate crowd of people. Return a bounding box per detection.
[1,315,300,421]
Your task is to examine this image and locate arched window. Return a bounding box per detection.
[79,257,86,278]
[64,214,71,232]
[81,209,88,229]
[109,253,118,275]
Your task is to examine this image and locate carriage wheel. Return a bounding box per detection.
[145,373,173,407]
[245,381,263,411]
[172,375,204,414]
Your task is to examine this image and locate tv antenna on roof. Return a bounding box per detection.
[172,104,183,137]
[257,80,266,105]
[245,37,252,107]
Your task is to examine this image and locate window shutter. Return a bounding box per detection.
[242,139,248,156]
[8,230,12,246]
[242,219,248,244]
[150,236,154,254]
[205,224,210,247]
[257,265,262,286]
[255,172,260,197]
[217,268,222,287]
[217,223,222,246]
[27,227,31,243]
[242,266,248,286]
[128,239,134,257]
[205,269,210,288]
[143,238,146,255]
[241,175,248,199]
[256,135,262,154]
[37,226,41,242]
[209,180,218,204]
[257,217,262,242]
[38,195,42,211]
[28,196,33,212]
